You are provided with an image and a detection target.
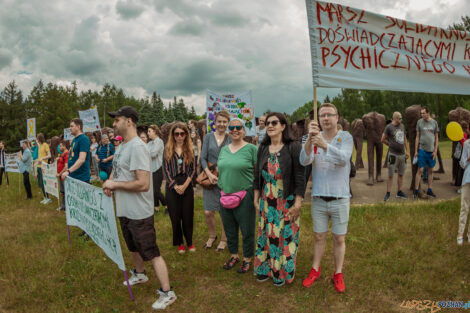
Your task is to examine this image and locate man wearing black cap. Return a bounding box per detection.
[102,106,176,310]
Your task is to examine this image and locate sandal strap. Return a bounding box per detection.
[240,261,251,270]
[226,257,239,267]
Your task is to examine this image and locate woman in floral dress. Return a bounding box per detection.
[253,112,305,286]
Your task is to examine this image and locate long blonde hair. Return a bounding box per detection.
[165,122,194,165]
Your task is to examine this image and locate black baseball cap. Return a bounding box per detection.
[108,106,139,123]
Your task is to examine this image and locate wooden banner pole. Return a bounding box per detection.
[313,87,318,122]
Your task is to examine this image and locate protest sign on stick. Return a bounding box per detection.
[78,107,101,133]
[41,161,59,199]
[5,153,20,173]
[305,0,470,95]
[64,128,75,141]
[64,177,134,300]
[206,90,256,136]
[27,118,36,140]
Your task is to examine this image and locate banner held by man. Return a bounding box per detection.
[305,0,470,95]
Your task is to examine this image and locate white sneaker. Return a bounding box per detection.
[40,199,47,204]
[43,198,52,204]
[123,269,149,286]
[457,236,463,245]
[152,289,177,310]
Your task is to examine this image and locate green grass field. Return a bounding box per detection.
[0,171,469,313]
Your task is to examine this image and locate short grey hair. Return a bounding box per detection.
[229,118,245,129]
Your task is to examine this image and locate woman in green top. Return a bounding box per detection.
[217,118,258,274]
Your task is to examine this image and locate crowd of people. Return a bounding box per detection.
[2,102,470,311]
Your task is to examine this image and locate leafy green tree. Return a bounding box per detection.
[0,81,26,150]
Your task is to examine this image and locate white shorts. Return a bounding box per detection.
[311,197,350,235]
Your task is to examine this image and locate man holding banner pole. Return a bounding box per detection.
[300,103,353,293]
[102,106,176,310]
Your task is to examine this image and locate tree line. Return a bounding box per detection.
[0,80,202,151]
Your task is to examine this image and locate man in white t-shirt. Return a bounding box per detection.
[299,103,353,293]
[102,106,176,310]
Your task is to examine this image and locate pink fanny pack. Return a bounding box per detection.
[220,190,247,209]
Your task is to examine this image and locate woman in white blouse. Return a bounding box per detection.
[148,124,167,213]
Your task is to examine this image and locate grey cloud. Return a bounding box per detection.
[151,58,247,95]
[168,18,206,36]
[0,49,13,70]
[116,0,145,20]
[65,50,104,76]
[70,16,100,51]
[209,13,249,28]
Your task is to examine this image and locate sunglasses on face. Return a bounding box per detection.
[174,132,186,137]
[266,120,280,127]
[228,125,243,131]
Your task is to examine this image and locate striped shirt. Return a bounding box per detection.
[163,150,195,189]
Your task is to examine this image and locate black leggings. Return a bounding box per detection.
[166,186,194,246]
[0,167,9,185]
[37,167,48,198]
[152,168,167,207]
[23,172,32,198]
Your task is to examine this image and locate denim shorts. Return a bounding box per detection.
[311,197,350,235]
[417,149,436,169]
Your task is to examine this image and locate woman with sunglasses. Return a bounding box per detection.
[253,112,305,286]
[163,123,196,254]
[217,118,258,273]
[200,111,231,251]
[148,125,167,213]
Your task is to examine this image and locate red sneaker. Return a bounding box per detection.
[332,272,345,293]
[177,244,185,254]
[188,244,196,252]
[302,266,321,288]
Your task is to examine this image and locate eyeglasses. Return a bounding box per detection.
[228,125,243,131]
[174,132,186,137]
[319,113,337,118]
[266,120,280,127]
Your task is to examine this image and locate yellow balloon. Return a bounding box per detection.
[446,122,464,141]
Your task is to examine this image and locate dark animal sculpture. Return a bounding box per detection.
[351,119,365,169]
[362,112,386,185]
[338,117,350,131]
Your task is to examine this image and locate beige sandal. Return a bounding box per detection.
[216,240,227,252]
[204,236,217,249]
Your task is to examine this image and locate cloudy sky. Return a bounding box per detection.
[0,0,468,115]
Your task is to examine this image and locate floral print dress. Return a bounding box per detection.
[253,153,300,284]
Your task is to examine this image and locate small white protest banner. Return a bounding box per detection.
[41,161,59,198]
[65,177,125,270]
[78,107,101,133]
[305,0,470,94]
[206,90,256,136]
[64,128,74,140]
[27,118,36,140]
[5,153,20,173]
